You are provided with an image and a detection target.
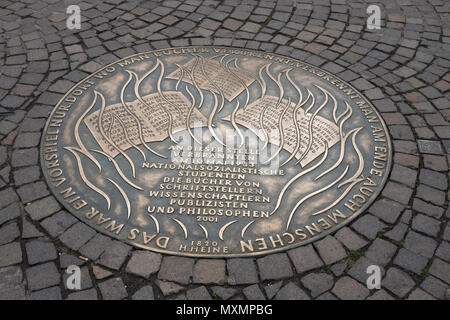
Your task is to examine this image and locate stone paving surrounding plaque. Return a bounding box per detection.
[0,0,449,300]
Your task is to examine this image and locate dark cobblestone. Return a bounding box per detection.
[335,227,368,251]
[30,287,61,300]
[25,240,57,265]
[404,231,438,259]
[25,196,61,221]
[79,233,112,261]
[132,285,154,300]
[301,272,334,297]
[67,288,98,300]
[276,282,310,300]
[412,214,441,237]
[227,258,258,285]
[59,222,96,251]
[351,214,387,240]
[429,259,450,285]
[0,222,20,245]
[257,253,293,281]
[383,267,415,298]
[421,276,449,299]
[186,286,212,300]
[155,279,184,296]
[0,242,22,267]
[287,244,324,273]
[394,248,429,275]
[368,198,404,224]
[365,238,398,266]
[125,251,161,278]
[40,210,77,238]
[332,277,370,300]
[193,259,226,285]
[26,262,60,291]
[99,277,128,300]
[314,236,347,265]
[158,256,194,285]
[211,286,237,300]
[98,241,131,271]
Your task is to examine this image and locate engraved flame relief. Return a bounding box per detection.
[41,47,392,257]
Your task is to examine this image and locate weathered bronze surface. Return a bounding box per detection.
[40,46,392,257]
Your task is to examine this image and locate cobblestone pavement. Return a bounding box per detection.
[0,0,449,300]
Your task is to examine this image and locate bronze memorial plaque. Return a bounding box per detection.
[40,47,392,257]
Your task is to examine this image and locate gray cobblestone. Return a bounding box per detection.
[193,259,226,285]
[413,198,445,219]
[369,198,404,224]
[429,259,450,285]
[301,272,334,297]
[155,280,184,296]
[351,214,387,240]
[436,241,450,262]
[59,222,97,251]
[257,253,293,281]
[0,242,22,267]
[17,181,49,204]
[158,256,194,285]
[30,287,62,300]
[40,210,77,237]
[26,262,60,291]
[227,258,258,285]
[0,266,23,292]
[211,286,237,300]
[408,288,436,300]
[0,222,19,245]
[67,288,98,300]
[0,202,20,225]
[335,227,368,251]
[186,286,212,300]
[11,148,38,167]
[243,284,266,300]
[412,214,441,237]
[314,235,347,265]
[365,238,398,266]
[383,267,415,298]
[25,196,61,221]
[99,278,128,300]
[332,277,369,300]
[126,251,162,279]
[394,248,429,274]
[390,164,417,188]
[98,241,131,271]
[132,285,154,300]
[25,240,57,265]
[288,244,324,273]
[404,231,438,258]
[366,290,395,300]
[276,282,310,300]
[13,166,40,186]
[79,233,112,261]
[421,276,449,299]
[0,189,18,211]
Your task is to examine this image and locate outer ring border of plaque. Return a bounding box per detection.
[40,46,393,258]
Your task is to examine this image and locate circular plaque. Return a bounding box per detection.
[40,47,392,257]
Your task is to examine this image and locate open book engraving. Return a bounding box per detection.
[84,91,207,158]
[166,58,255,101]
[229,96,340,167]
